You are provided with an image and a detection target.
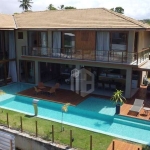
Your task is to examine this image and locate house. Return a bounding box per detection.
[0,8,150,98]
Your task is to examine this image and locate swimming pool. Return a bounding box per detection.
[1,83,150,145]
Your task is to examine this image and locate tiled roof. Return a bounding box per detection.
[0,14,16,29]
[14,8,150,29]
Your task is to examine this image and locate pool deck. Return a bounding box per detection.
[18,86,88,106]
[18,85,150,121]
[120,85,150,121]
[107,139,142,150]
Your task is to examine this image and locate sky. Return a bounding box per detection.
[0,0,150,20]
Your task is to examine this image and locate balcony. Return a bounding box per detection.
[21,46,150,65]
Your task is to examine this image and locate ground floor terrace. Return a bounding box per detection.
[18,60,145,98]
[18,84,150,120]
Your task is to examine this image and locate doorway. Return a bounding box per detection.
[19,60,35,83]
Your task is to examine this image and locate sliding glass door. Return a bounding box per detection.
[19,60,35,83]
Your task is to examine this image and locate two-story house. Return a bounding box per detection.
[1,8,150,98]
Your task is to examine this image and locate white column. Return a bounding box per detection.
[35,61,39,85]
[75,64,80,94]
[127,31,135,63]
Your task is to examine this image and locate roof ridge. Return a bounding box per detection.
[12,15,17,29]
[103,8,150,29]
[15,7,104,15]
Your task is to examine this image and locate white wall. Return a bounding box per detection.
[15,30,28,58]
[138,31,150,52]
[128,31,135,53]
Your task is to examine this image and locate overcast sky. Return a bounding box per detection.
[0,0,149,20]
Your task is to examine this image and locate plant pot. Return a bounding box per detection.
[116,104,120,114]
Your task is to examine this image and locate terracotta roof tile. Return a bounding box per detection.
[12,8,150,29]
[0,14,16,29]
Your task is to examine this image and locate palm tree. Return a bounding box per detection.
[19,0,33,12]
[58,5,64,10]
[61,103,70,131]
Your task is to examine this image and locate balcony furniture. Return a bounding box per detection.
[47,87,56,96]
[54,83,60,90]
[34,87,42,95]
[38,82,46,89]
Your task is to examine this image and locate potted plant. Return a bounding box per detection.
[111,89,126,114]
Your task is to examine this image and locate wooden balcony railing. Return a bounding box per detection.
[21,46,150,65]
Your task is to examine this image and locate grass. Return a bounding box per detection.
[0,108,149,150]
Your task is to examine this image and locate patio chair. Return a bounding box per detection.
[54,83,60,90]
[129,99,144,116]
[34,87,42,95]
[47,87,56,96]
[38,82,46,89]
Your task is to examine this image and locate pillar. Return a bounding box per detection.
[35,61,39,84]
[125,68,132,98]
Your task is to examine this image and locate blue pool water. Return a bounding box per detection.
[1,83,150,145]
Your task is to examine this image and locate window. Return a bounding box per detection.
[18,32,23,39]
[28,31,47,47]
[111,32,127,45]
[63,32,75,48]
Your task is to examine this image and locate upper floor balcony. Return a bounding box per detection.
[21,46,150,66]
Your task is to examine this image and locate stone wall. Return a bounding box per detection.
[0,126,74,150]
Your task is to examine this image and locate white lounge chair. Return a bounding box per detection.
[129,99,144,116]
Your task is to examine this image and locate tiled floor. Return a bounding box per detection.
[107,139,142,150]
[18,85,150,120]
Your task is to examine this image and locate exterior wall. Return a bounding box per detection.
[75,31,96,51]
[48,30,52,48]
[127,31,135,64]
[138,31,150,52]
[15,30,28,58]
[127,31,135,53]
[15,30,28,82]
[143,31,150,48]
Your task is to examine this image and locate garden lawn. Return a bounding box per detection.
[0,108,149,150]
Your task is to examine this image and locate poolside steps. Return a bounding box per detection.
[113,115,150,130]
[107,139,142,150]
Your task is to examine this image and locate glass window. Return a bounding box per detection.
[28,31,47,47]
[112,32,127,45]
[19,60,35,83]
[18,32,23,39]
[0,31,9,60]
[63,32,75,48]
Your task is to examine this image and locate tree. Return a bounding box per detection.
[58,5,65,10]
[110,7,124,14]
[111,89,126,114]
[19,0,33,12]
[47,4,57,10]
[61,103,70,131]
[65,6,76,9]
